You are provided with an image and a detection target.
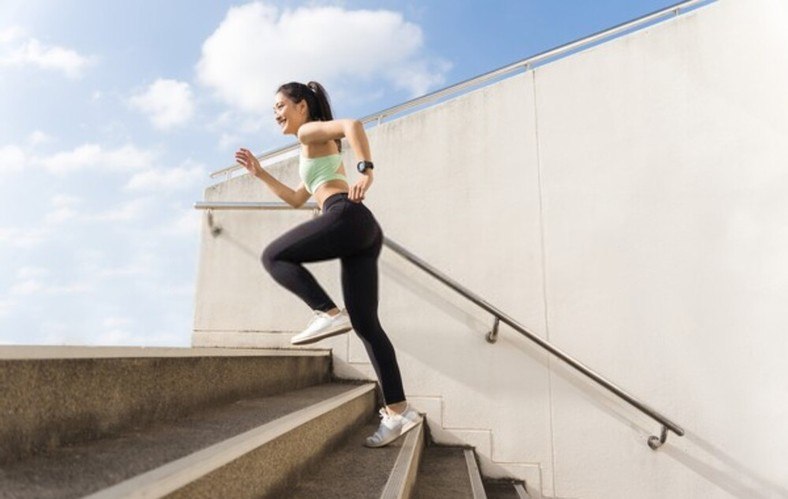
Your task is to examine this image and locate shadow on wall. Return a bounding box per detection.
[380,248,787,499]
[549,360,788,499]
[379,253,552,389]
[204,215,261,261]
[664,434,788,499]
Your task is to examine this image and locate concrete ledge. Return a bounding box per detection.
[381,421,425,499]
[464,449,488,499]
[0,347,331,464]
[0,345,330,359]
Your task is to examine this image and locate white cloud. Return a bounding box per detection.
[45,194,81,224]
[0,144,26,174]
[0,27,95,78]
[90,197,152,222]
[196,2,451,113]
[0,298,16,318]
[74,248,153,280]
[218,132,240,150]
[129,79,196,130]
[161,207,202,237]
[0,26,26,44]
[0,139,156,176]
[96,264,151,279]
[125,160,206,191]
[27,130,52,146]
[39,321,84,345]
[102,316,132,328]
[9,279,42,295]
[8,278,89,296]
[16,266,49,279]
[40,143,157,175]
[0,227,49,248]
[97,328,135,345]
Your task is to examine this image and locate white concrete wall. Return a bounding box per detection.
[194,0,788,497]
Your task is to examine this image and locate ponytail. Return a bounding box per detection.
[277,81,341,151]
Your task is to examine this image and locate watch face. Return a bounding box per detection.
[357,161,373,173]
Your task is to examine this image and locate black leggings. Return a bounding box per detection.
[261,192,405,404]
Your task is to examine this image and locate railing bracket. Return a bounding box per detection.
[206,209,223,237]
[647,425,669,450]
[486,317,500,343]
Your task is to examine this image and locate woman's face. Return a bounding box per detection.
[273,91,307,135]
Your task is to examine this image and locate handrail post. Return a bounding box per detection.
[206,209,222,237]
[648,425,669,450]
[486,317,500,344]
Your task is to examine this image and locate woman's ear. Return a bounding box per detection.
[297,100,308,118]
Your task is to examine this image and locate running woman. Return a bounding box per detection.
[235,81,421,447]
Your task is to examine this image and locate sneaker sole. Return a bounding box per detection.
[290,325,353,346]
[364,416,423,448]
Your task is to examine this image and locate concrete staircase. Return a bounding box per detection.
[0,346,528,498]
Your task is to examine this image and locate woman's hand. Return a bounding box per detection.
[349,172,373,202]
[235,148,263,177]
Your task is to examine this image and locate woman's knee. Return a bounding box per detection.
[261,243,280,273]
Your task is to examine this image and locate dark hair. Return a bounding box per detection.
[277,81,341,151]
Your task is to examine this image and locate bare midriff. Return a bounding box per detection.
[314,179,350,210]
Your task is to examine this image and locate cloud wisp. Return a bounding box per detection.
[196,3,451,114]
[129,79,196,130]
[39,143,157,175]
[0,26,96,79]
[125,159,206,192]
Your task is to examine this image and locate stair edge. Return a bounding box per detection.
[464,449,488,499]
[380,422,425,499]
[84,383,376,499]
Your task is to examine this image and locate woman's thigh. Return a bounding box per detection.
[264,206,373,264]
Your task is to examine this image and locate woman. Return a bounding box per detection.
[235,81,420,447]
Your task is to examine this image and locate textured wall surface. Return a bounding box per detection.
[194,0,788,496]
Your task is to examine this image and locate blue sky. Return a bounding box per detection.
[1,0,686,346]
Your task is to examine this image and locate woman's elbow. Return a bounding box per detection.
[290,191,309,208]
[346,119,363,135]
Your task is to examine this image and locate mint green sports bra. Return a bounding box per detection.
[299,154,348,194]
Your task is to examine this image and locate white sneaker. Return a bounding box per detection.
[290,309,352,345]
[365,405,423,448]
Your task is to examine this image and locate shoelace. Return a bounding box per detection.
[306,310,329,327]
[377,407,395,424]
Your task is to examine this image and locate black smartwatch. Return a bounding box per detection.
[357,160,374,173]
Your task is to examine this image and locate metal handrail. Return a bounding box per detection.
[194,201,318,211]
[209,0,713,179]
[194,201,685,449]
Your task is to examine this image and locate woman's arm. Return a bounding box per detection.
[298,119,374,202]
[297,119,371,161]
[235,148,311,208]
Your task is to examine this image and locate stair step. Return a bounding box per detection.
[0,346,331,464]
[413,446,487,499]
[484,480,530,499]
[290,416,424,498]
[0,382,374,498]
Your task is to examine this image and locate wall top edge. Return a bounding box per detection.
[0,345,331,360]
